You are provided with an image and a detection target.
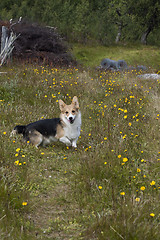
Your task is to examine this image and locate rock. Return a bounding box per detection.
[138,74,160,80]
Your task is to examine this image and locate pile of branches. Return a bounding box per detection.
[0,21,76,66]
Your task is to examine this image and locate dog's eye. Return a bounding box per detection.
[65,111,68,114]
[72,110,75,113]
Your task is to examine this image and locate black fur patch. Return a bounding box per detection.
[14,125,26,134]
[15,118,61,138]
[25,118,61,137]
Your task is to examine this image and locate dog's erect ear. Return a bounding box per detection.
[72,96,79,109]
[59,99,66,111]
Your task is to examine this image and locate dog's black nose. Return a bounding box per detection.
[69,117,74,124]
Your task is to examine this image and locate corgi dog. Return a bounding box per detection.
[11,96,81,148]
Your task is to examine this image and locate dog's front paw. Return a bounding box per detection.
[59,137,71,146]
[66,141,72,147]
[72,140,77,148]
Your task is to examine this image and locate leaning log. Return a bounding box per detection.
[0,26,18,66]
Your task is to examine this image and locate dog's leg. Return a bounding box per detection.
[59,137,72,146]
[29,130,43,148]
[72,138,78,148]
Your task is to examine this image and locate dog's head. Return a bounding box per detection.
[59,96,79,124]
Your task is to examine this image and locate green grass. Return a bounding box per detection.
[0,46,160,239]
[72,43,160,69]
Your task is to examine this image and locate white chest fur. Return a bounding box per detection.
[63,111,81,140]
[64,124,81,140]
[60,111,81,148]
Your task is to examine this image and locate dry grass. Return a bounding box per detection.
[0,53,160,239]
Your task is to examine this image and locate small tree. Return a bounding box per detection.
[128,0,160,44]
[109,0,130,43]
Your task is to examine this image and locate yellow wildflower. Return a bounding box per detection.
[135,198,140,202]
[14,160,19,165]
[123,158,128,162]
[150,213,155,217]
[22,202,28,206]
[150,181,156,186]
[120,192,125,196]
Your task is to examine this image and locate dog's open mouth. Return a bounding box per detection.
[69,118,74,124]
[68,117,75,124]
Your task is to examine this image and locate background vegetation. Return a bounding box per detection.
[0,0,160,239]
[0,46,160,239]
[0,0,160,45]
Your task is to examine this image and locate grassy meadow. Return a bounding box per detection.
[0,45,160,240]
[72,44,160,69]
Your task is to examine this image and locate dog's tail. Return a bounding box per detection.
[10,125,26,137]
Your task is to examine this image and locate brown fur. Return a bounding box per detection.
[59,96,79,114]
[28,130,43,147]
[55,124,65,139]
